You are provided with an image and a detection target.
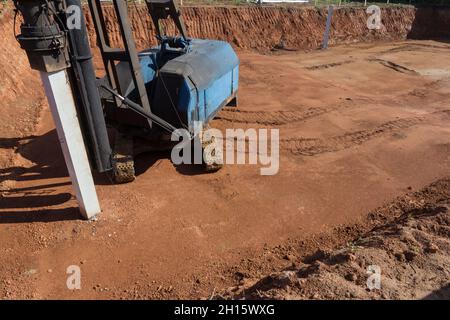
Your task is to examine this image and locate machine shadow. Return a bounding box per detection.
[407,6,450,44]
[1,128,213,192]
[0,130,69,183]
[0,207,80,224]
[0,193,72,209]
[133,151,211,177]
[422,284,450,300]
[0,130,81,222]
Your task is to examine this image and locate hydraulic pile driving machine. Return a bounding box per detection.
[13,0,239,186]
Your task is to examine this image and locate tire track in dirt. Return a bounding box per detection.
[380,43,450,54]
[369,58,419,75]
[215,111,448,158]
[216,103,350,126]
[281,109,450,156]
[305,60,354,70]
[280,116,424,156]
[404,77,450,100]
[215,109,449,157]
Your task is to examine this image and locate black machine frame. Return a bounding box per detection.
[88,0,153,128]
[13,0,226,183]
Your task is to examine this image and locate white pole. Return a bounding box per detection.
[322,5,334,49]
[40,70,101,220]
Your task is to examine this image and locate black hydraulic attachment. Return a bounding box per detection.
[145,0,188,42]
[13,0,112,172]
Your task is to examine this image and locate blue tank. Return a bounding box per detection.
[111,38,239,133]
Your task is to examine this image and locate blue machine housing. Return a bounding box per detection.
[111,39,239,133]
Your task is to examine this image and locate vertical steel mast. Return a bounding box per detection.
[13,0,110,219]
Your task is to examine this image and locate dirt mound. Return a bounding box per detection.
[84,5,450,52]
[218,179,450,300]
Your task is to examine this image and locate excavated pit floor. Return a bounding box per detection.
[1,38,450,298]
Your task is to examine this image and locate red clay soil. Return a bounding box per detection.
[1,4,450,299]
[84,5,450,52]
[0,11,43,138]
[0,9,45,190]
[218,178,450,300]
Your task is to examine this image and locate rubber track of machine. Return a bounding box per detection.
[112,133,136,183]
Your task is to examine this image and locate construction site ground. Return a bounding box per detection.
[0,4,449,299]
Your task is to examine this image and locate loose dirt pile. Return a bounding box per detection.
[84,5,450,51]
[217,179,450,300]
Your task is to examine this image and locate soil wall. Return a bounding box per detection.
[0,9,43,139]
[83,5,450,51]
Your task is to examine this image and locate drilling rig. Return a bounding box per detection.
[12,0,239,218]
